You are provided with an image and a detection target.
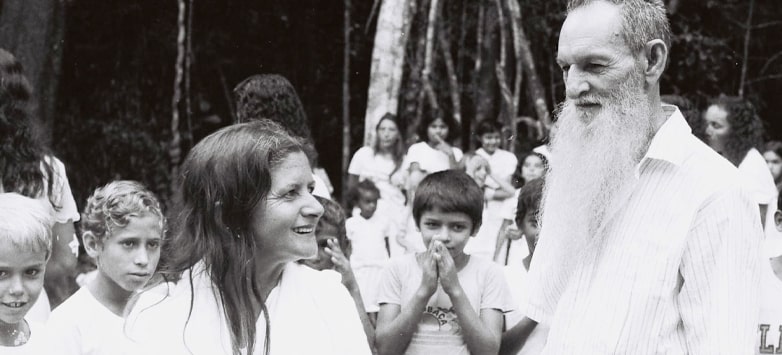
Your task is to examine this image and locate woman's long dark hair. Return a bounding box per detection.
[160,119,307,355]
[0,48,55,203]
[708,95,764,167]
[372,113,406,177]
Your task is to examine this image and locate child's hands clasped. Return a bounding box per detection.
[432,241,461,296]
[417,240,440,297]
[417,238,464,298]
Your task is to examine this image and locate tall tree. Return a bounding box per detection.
[363,0,412,146]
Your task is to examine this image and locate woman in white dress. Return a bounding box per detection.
[347,113,408,255]
[705,96,779,256]
[122,120,371,355]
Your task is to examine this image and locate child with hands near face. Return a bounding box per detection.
[375,170,514,355]
[299,196,377,353]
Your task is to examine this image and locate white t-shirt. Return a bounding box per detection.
[2,320,48,355]
[403,142,463,174]
[503,266,549,355]
[46,287,124,355]
[739,148,781,257]
[121,262,371,355]
[348,146,406,207]
[378,254,514,355]
[757,258,782,354]
[475,148,517,185]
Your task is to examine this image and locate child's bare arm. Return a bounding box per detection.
[499,316,538,355]
[437,243,503,354]
[325,239,377,353]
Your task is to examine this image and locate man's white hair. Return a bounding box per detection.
[567,0,672,55]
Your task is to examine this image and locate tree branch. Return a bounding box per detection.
[745,73,782,85]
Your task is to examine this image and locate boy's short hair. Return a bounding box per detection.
[515,178,545,226]
[81,180,165,242]
[0,193,53,258]
[347,179,380,211]
[475,119,503,137]
[413,170,483,233]
[315,196,350,257]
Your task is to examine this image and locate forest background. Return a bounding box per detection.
[1,0,780,209]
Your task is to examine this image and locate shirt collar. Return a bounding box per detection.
[635,104,691,177]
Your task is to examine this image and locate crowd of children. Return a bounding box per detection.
[2,27,781,353]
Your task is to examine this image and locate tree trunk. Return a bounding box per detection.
[0,0,65,146]
[474,1,499,128]
[363,0,413,146]
[419,0,441,117]
[438,23,461,125]
[342,0,352,204]
[493,0,512,128]
[738,0,754,97]
[170,0,187,197]
[516,19,551,130]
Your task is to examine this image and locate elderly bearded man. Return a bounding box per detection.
[507,1,763,354]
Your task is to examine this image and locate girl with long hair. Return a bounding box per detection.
[0,48,80,312]
[123,120,371,355]
[347,113,408,256]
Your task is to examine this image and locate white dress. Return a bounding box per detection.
[738,148,781,257]
[348,146,407,251]
[346,213,392,312]
[119,262,371,355]
[466,149,519,260]
[402,142,463,174]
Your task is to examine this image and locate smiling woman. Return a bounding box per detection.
[120,120,372,355]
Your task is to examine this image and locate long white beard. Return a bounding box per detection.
[540,74,655,262]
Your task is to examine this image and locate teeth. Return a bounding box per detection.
[3,302,25,308]
[293,227,313,233]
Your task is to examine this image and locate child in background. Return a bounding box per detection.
[0,193,53,354]
[462,153,515,260]
[46,181,165,355]
[499,178,548,355]
[758,193,782,354]
[495,153,549,266]
[346,180,393,320]
[375,170,514,355]
[300,196,377,353]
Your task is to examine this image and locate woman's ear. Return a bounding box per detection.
[643,39,668,86]
[82,231,102,258]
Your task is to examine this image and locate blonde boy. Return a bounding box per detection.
[46,181,164,355]
[0,193,53,353]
